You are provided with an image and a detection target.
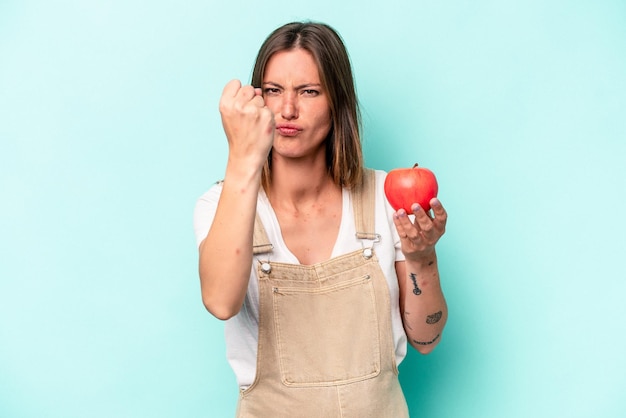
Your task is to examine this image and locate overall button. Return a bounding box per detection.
[261,262,272,274]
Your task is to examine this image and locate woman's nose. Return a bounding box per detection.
[281,94,298,120]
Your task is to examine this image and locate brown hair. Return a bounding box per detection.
[251,22,363,189]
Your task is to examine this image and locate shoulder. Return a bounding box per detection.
[359,167,396,222]
[370,168,388,184]
[194,181,224,208]
[363,168,389,196]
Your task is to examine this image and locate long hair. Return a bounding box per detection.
[251,22,363,189]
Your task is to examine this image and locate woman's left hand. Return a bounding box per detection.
[392,198,447,261]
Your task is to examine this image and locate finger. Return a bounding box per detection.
[254,87,263,96]
[250,94,266,108]
[235,85,256,102]
[222,79,242,98]
[392,209,413,239]
[411,204,433,233]
[429,198,448,229]
[430,198,445,216]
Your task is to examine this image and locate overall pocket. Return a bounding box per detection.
[271,274,381,387]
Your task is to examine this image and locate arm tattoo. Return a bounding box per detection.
[426,311,443,324]
[409,273,422,295]
[413,334,440,346]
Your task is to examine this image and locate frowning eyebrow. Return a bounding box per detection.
[262,81,322,90]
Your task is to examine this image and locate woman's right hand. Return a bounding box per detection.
[219,79,275,170]
[199,80,274,320]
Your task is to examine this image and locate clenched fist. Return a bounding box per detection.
[219,79,275,170]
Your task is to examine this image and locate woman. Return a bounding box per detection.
[194,21,448,417]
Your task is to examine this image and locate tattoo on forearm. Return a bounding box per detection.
[413,334,440,346]
[426,311,443,324]
[409,273,422,295]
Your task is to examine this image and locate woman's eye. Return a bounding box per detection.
[264,88,280,95]
[302,89,319,96]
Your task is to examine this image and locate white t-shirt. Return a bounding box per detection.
[193,169,408,389]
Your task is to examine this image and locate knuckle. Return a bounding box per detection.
[240,85,255,97]
[237,100,253,113]
[261,108,274,120]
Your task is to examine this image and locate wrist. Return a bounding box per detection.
[224,157,264,185]
[405,249,437,266]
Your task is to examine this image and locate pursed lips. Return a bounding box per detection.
[276,123,302,136]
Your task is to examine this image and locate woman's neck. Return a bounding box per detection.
[267,156,340,210]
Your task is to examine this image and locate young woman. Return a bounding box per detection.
[194,21,448,417]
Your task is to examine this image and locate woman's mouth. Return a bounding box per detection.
[276,124,302,137]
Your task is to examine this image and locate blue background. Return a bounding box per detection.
[1,1,625,417]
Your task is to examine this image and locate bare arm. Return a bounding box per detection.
[198,80,274,320]
[393,198,448,353]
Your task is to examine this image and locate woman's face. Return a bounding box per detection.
[262,48,332,161]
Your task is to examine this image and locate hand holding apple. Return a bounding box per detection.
[384,163,439,212]
[387,164,447,261]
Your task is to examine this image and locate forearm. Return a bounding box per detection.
[199,162,262,320]
[397,252,448,354]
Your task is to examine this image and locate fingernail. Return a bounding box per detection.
[397,209,407,217]
[411,203,421,212]
[431,198,440,207]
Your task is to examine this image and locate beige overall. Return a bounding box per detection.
[236,170,409,418]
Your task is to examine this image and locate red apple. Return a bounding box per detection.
[384,163,438,212]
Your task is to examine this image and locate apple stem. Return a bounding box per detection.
[413,163,419,168]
